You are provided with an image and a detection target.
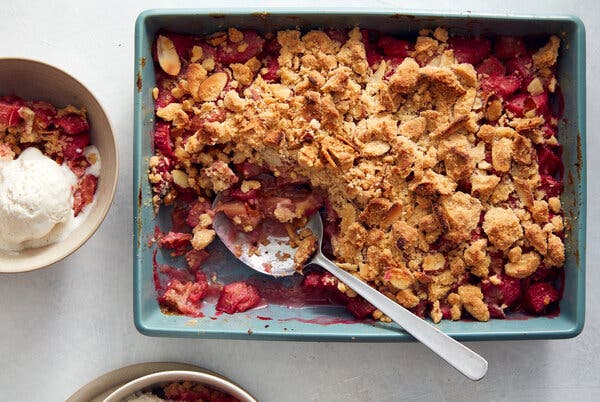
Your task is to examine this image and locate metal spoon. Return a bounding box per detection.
[212,203,488,380]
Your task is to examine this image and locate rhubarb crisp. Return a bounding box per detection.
[149,27,566,322]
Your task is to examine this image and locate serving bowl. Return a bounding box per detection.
[0,58,118,273]
[134,9,586,340]
[103,370,257,402]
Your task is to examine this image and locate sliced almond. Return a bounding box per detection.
[156,35,181,76]
[171,169,190,188]
[197,72,228,102]
[431,114,469,139]
[362,141,391,157]
[320,146,337,169]
[513,177,534,209]
[485,98,503,122]
[381,203,403,228]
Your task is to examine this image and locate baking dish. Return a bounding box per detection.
[133,8,586,340]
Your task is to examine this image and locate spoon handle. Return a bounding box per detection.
[312,252,488,381]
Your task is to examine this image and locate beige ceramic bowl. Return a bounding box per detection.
[103,370,258,402]
[0,58,118,273]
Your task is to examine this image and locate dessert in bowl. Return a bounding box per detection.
[103,370,256,402]
[0,58,118,273]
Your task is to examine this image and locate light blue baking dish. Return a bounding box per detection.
[133,8,586,340]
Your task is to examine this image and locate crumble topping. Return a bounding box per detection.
[149,28,566,322]
[458,285,490,322]
[504,251,540,278]
[482,207,523,251]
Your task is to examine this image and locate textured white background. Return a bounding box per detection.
[0,1,596,401]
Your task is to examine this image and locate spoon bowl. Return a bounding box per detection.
[212,207,299,277]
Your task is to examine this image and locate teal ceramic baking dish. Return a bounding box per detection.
[133,8,586,340]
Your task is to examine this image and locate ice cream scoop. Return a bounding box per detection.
[0,147,77,251]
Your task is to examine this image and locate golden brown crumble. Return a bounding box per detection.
[151,28,566,323]
[458,285,490,322]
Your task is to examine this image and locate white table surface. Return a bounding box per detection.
[0,1,597,401]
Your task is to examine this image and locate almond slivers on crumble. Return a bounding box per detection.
[149,28,566,322]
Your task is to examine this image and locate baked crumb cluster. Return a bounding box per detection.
[150,27,565,322]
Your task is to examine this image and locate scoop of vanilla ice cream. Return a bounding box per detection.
[0,147,77,251]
